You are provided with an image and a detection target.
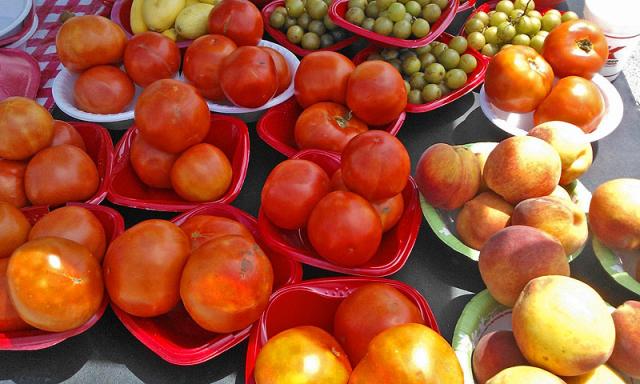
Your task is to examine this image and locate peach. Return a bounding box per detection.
[563,365,628,383]
[608,300,640,378]
[589,179,640,251]
[456,192,513,250]
[483,136,561,204]
[472,331,528,384]
[468,142,497,193]
[478,226,569,307]
[549,185,572,202]
[486,366,566,383]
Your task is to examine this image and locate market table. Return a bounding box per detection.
[1,0,639,382]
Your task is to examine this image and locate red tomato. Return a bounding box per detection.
[51,120,86,151]
[179,215,254,250]
[372,193,404,232]
[103,219,191,317]
[294,102,368,153]
[484,46,554,113]
[130,133,178,189]
[0,258,31,332]
[7,237,103,332]
[170,143,232,202]
[123,31,181,87]
[543,20,608,79]
[0,97,54,161]
[74,65,135,114]
[135,79,210,154]
[333,283,424,365]
[0,160,28,208]
[180,235,273,333]
[24,145,99,206]
[346,61,407,126]
[208,0,263,46]
[56,15,126,72]
[262,47,291,95]
[331,169,350,192]
[0,202,30,259]
[29,206,106,262]
[307,191,382,267]
[220,46,277,108]
[534,76,605,133]
[183,34,237,101]
[261,159,331,230]
[294,51,355,108]
[341,131,410,201]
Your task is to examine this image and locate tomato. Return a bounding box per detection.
[334,284,424,365]
[346,61,407,126]
[29,206,106,262]
[484,46,554,113]
[543,20,608,79]
[0,97,53,161]
[103,219,190,317]
[208,0,263,46]
[372,193,404,232]
[261,159,331,230]
[51,120,86,151]
[135,79,210,154]
[180,235,273,333]
[179,215,254,250]
[7,237,103,332]
[24,145,99,206]
[130,133,177,189]
[56,15,126,72]
[170,143,232,202]
[534,76,605,134]
[341,131,410,201]
[123,32,180,87]
[294,52,355,108]
[220,46,278,108]
[294,102,368,153]
[183,34,237,101]
[331,169,350,192]
[0,258,30,332]
[0,202,30,259]
[262,47,291,96]
[254,326,352,384]
[73,65,135,114]
[307,191,382,267]
[0,160,28,208]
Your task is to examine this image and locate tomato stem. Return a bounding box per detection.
[335,111,353,129]
[576,39,593,54]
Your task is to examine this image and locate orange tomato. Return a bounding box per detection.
[0,202,30,258]
[0,97,53,161]
[129,133,178,189]
[294,102,368,153]
[372,193,404,232]
[179,215,254,250]
[294,51,354,108]
[73,65,135,114]
[170,143,232,202]
[0,258,31,332]
[51,120,86,151]
[0,160,28,208]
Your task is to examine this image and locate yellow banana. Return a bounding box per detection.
[186,0,199,5]
[130,0,148,34]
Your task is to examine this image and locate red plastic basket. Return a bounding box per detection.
[110,204,303,365]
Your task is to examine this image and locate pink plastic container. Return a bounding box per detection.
[257,149,421,276]
[352,33,490,113]
[107,113,250,212]
[0,48,40,101]
[244,276,440,383]
[110,203,303,365]
[256,97,406,157]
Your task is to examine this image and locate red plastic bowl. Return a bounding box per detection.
[244,276,440,383]
[110,203,303,365]
[0,203,124,351]
[457,0,477,12]
[256,97,406,157]
[107,113,250,212]
[257,149,421,276]
[0,48,40,101]
[352,33,490,113]
[0,0,36,47]
[262,0,358,56]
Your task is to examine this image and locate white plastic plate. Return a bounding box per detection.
[0,0,31,40]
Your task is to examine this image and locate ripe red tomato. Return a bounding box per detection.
[485,46,554,113]
[180,235,273,333]
[331,169,349,192]
[51,120,86,151]
[7,237,104,332]
[534,76,605,133]
[56,15,126,72]
[0,97,54,161]
[103,219,191,317]
[372,193,404,232]
[0,160,28,208]
[261,159,331,230]
[24,144,99,206]
[220,46,278,108]
[170,143,232,202]
[307,191,382,267]
[208,0,263,46]
[0,258,31,332]
[0,202,30,259]
[123,31,180,87]
[183,34,237,101]
[74,65,135,114]
[262,47,291,96]
[29,206,106,262]
[346,61,407,126]
[341,131,410,201]
[294,102,368,153]
[179,215,254,250]
[135,79,211,154]
[294,52,355,108]
[543,20,608,79]
[130,133,178,189]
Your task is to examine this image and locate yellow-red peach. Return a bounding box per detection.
[589,178,640,251]
[607,300,640,379]
[456,192,513,250]
[472,331,528,384]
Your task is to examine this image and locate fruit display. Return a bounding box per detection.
[128,0,219,41]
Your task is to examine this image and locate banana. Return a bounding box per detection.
[186,0,199,5]
[130,0,148,34]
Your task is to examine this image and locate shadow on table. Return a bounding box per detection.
[438,293,475,341]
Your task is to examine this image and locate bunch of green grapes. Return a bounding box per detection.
[346,0,449,39]
[366,36,477,104]
[269,0,352,50]
[464,0,578,56]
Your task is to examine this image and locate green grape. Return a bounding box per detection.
[529,16,541,34]
[536,30,548,37]
[448,36,468,54]
[481,43,500,56]
[365,2,379,17]
[464,17,484,34]
[515,15,532,35]
[381,48,400,59]
[404,80,411,94]
[468,31,486,50]
[374,16,394,35]
[388,58,402,71]
[530,34,545,52]
[348,0,367,9]
[320,33,335,47]
[284,16,297,28]
[388,3,406,22]
[287,25,304,43]
[561,11,578,22]
[458,53,477,73]
[526,9,542,19]
[410,71,427,89]
[495,0,514,14]
[324,14,338,30]
[309,19,327,35]
[301,32,321,49]
[274,6,288,15]
[430,41,447,57]
[514,0,534,11]
[509,9,524,19]
[401,55,421,75]
[497,21,516,43]
[297,13,311,29]
[399,49,416,60]
[437,81,450,95]
[411,18,430,37]
[438,48,460,70]
[512,33,530,46]
[416,0,430,6]
[445,68,467,89]
[270,12,286,29]
[393,20,412,38]
[416,45,431,55]
[422,83,442,101]
[377,0,394,11]
[331,29,349,40]
[541,12,561,31]
[368,52,384,60]
[432,0,447,10]
[475,11,490,25]
[408,89,423,104]
[501,43,513,50]
[379,10,389,18]
[403,12,413,22]
[346,7,366,25]
[424,62,445,83]
[361,17,376,30]
[423,3,442,23]
[405,0,421,16]
[545,9,561,17]
[483,26,499,44]
[419,52,436,69]
[308,0,328,19]
[285,0,305,17]
[489,11,508,27]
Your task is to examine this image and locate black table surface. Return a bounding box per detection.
[2,0,639,382]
